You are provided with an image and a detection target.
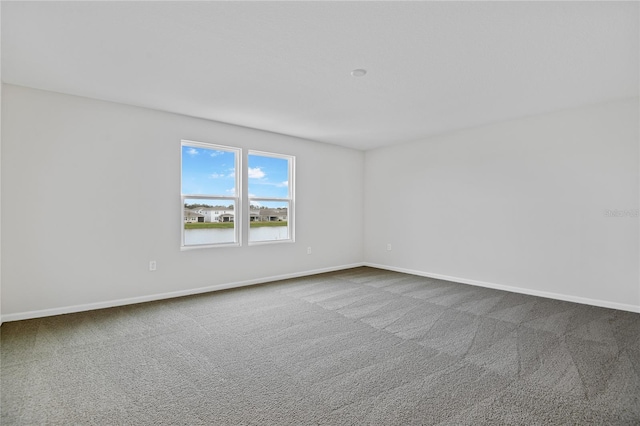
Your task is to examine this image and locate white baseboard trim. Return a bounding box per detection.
[1,263,365,323]
[364,262,640,314]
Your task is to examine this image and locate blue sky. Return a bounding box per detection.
[182,145,236,195]
[248,154,289,199]
[181,145,289,200]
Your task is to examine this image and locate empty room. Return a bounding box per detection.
[1,1,638,425]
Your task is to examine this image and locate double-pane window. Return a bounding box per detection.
[181,141,294,248]
[248,151,294,243]
[181,141,240,247]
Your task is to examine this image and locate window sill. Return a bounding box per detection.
[180,242,241,251]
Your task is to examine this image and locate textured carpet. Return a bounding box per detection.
[2,267,639,425]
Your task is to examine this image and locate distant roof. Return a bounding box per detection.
[257,209,287,215]
[184,210,205,218]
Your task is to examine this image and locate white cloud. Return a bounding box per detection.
[253,180,289,188]
[210,169,235,179]
[248,167,265,179]
[186,148,199,156]
[210,150,224,157]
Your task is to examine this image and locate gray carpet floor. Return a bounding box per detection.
[2,267,639,425]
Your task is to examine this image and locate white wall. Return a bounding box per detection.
[0,8,3,325]
[2,85,638,319]
[1,84,364,319]
[364,98,640,312]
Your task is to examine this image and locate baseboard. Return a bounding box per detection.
[4,261,636,323]
[364,262,640,314]
[0,263,365,323]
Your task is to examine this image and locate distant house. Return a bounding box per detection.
[255,208,287,222]
[192,206,234,222]
[186,207,284,223]
[218,213,234,222]
[184,210,205,223]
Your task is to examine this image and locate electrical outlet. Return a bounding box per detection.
[149,260,157,271]
[307,247,312,255]
[387,244,392,251]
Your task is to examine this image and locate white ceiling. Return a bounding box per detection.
[2,1,638,150]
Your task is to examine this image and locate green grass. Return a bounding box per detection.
[250,221,288,228]
[185,221,287,229]
[184,222,234,229]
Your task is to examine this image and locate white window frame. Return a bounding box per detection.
[181,140,242,249]
[248,150,295,245]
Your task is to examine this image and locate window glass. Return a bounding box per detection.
[181,142,239,247]
[248,152,294,243]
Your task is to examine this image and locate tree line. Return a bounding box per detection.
[184,203,286,210]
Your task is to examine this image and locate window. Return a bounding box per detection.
[181,141,240,247]
[181,141,294,248]
[248,151,294,243]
